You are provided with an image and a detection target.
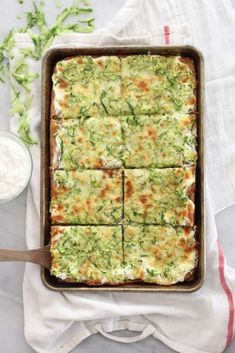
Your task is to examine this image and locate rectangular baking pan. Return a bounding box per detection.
[41,46,205,292]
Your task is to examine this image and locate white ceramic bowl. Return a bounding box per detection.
[0,130,33,204]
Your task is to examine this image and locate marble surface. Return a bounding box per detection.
[0,1,235,352]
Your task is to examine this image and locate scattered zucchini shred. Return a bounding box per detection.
[11,88,36,144]
[0,0,94,144]
[11,58,39,92]
[79,17,95,27]
[55,0,62,9]
[25,2,47,31]
[81,0,90,5]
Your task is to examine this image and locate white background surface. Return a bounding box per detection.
[0,1,235,352]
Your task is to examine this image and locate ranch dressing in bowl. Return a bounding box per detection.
[0,130,32,203]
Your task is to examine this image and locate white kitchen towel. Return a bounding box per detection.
[9,0,235,352]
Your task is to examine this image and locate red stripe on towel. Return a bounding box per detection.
[217,240,234,346]
[164,25,170,45]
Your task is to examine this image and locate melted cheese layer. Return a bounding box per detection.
[51,225,124,284]
[51,117,123,169]
[122,113,197,168]
[50,170,123,224]
[50,54,198,286]
[52,54,196,119]
[124,225,197,285]
[50,225,197,285]
[124,167,195,226]
[121,55,196,115]
[53,56,122,118]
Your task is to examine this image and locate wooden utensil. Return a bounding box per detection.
[0,244,51,269]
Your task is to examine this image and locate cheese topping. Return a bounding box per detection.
[51,225,124,284]
[121,55,196,115]
[51,117,123,169]
[50,169,123,224]
[50,54,198,286]
[53,55,196,119]
[50,224,197,285]
[52,56,122,118]
[122,113,197,168]
[124,167,195,226]
[124,225,197,285]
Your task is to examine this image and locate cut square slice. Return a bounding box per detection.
[123,225,197,285]
[52,56,122,118]
[122,113,197,168]
[51,225,124,285]
[124,167,195,226]
[51,117,123,169]
[121,55,196,115]
[50,170,123,224]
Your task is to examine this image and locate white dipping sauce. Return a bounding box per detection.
[0,136,31,200]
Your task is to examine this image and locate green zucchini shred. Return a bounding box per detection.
[0,0,95,144]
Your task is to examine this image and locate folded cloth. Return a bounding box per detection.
[9,0,235,352]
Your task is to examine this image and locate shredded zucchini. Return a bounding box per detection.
[0,0,95,144]
[55,0,62,8]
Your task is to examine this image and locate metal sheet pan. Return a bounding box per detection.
[41,46,205,292]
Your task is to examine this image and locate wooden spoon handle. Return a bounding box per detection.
[0,245,51,269]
